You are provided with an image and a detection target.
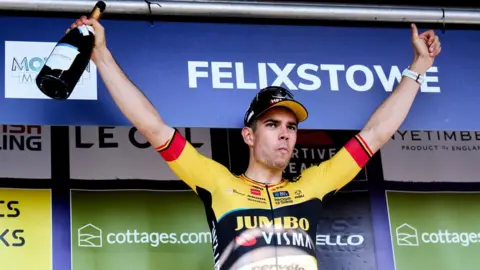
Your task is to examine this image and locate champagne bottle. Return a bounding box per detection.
[36,1,106,100]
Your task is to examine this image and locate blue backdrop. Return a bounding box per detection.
[0,15,479,130]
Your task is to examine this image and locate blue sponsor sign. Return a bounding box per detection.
[0,15,478,130]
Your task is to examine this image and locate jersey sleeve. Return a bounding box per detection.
[297,133,373,199]
[156,129,228,194]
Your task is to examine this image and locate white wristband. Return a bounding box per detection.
[402,68,425,85]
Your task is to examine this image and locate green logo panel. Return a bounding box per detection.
[386,191,480,270]
[71,190,214,270]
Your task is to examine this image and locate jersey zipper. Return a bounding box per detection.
[265,184,279,268]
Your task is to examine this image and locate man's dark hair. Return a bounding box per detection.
[249,119,258,132]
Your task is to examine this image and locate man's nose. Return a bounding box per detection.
[279,127,289,140]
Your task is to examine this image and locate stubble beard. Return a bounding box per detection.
[269,154,292,170]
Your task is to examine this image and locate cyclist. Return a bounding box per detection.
[70,17,441,270]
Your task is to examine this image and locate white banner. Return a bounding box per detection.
[4,40,97,100]
[0,125,51,178]
[380,130,480,182]
[69,126,212,180]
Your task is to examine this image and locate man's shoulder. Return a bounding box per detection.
[287,173,309,183]
[287,162,324,182]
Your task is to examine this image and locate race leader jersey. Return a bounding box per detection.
[157,129,373,270]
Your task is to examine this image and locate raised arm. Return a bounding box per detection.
[359,24,442,154]
[71,17,174,148]
[71,16,229,193]
[297,24,442,199]
[94,48,176,147]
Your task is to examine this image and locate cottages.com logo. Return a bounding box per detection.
[395,223,480,247]
[77,224,212,248]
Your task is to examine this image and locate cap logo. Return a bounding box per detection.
[270,98,282,104]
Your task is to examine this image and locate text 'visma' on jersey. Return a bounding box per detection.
[157,129,373,270]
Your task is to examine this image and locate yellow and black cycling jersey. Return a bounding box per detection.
[157,129,373,270]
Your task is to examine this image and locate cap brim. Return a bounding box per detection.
[268,100,308,123]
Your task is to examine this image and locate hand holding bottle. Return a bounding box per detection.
[69,15,107,63]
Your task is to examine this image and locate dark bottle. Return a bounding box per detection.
[36,1,106,100]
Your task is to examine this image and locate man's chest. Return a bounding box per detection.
[211,180,317,219]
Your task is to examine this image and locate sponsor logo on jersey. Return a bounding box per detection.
[294,190,304,199]
[273,191,294,205]
[273,191,289,197]
[247,188,266,204]
[226,188,245,196]
[234,216,310,231]
[235,234,257,246]
[239,254,317,270]
[235,230,315,250]
[250,189,261,196]
[263,231,315,249]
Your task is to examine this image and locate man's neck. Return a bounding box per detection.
[244,162,283,186]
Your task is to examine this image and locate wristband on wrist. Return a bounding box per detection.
[402,68,425,85]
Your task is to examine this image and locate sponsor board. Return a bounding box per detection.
[70,189,375,270]
[0,125,51,178]
[70,190,213,270]
[381,130,480,182]
[386,191,480,270]
[286,130,367,181]
[4,40,97,100]
[187,61,440,93]
[69,126,212,180]
[316,191,376,269]
[0,188,52,270]
[0,17,478,130]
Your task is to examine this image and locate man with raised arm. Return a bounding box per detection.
[70,17,441,270]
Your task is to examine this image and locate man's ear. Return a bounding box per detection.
[241,126,254,147]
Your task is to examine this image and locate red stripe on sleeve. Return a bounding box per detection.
[344,136,370,168]
[355,134,374,157]
[157,130,187,162]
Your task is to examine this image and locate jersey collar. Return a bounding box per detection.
[239,173,286,188]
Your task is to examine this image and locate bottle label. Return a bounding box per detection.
[45,43,80,71]
[78,25,89,36]
[87,25,95,35]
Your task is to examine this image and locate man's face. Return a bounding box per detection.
[243,107,298,170]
